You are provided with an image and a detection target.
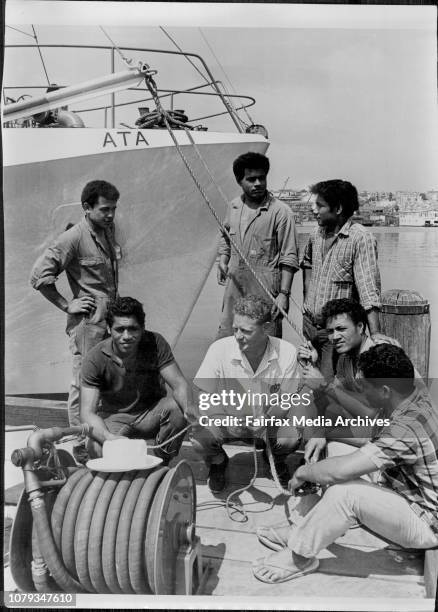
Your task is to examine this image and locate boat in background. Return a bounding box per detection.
[399,209,438,226]
[3,40,269,396]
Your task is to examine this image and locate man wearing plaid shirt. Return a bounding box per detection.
[301,180,385,379]
[253,344,438,583]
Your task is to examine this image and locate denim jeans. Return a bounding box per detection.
[289,479,438,557]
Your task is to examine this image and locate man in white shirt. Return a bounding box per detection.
[190,295,309,492]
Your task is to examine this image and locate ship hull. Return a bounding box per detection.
[4,128,268,395]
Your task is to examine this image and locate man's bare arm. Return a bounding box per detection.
[366,307,381,335]
[290,449,377,492]
[80,385,124,444]
[160,361,196,420]
[302,267,311,301]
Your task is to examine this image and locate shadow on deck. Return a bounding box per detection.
[4,403,431,601]
[173,442,427,599]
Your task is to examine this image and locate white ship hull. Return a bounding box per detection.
[4,128,269,395]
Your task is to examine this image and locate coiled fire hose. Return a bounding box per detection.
[11,425,197,594]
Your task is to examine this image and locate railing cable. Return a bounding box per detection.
[198,27,254,126]
[31,25,51,86]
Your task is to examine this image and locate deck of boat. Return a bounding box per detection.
[4,400,435,603]
[175,442,428,599]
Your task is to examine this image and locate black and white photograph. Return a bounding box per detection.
[3,1,438,609]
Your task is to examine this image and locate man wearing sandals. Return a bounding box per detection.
[253,344,438,583]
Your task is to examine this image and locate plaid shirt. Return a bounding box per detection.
[360,389,438,521]
[301,220,381,322]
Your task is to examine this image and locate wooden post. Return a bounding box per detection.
[379,289,431,383]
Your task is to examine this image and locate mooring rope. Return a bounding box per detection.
[143,70,305,344]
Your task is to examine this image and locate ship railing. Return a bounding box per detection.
[3,44,255,132]
[72,81,256,129]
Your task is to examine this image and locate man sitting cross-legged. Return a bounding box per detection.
[253,344,438,583]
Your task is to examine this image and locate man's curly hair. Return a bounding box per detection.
[320,298,367,329]
[233,295,272,324]
[358,344,415,395]
[106,296,145,329]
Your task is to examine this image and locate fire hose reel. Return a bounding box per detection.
[10,435,207,595]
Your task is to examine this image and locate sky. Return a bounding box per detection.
[4,1,438,191]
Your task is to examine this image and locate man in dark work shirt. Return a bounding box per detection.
[80,296,193,463]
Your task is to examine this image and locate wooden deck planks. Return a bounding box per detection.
[187,442,427,598]
[200,557,426,598]
[4,430,430,599]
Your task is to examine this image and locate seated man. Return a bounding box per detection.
[80,296,193,464]
[299,298,392,455]
[190,295,311,492]
[253,344,438,583]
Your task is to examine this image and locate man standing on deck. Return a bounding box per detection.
[30,180,121,464]
[301,180,385,380]
[191,295,310,492]
[253,345,438,584]
[80,296,192,463]
[217,152,299,339]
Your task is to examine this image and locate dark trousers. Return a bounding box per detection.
[189,421,301,465]
[87,396,187,462]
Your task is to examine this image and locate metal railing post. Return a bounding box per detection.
[111,47,115,128]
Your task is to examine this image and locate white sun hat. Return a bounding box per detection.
[86,438,163,472]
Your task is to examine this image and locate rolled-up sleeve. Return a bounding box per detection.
[353,232,381,311]
[217,205,231,259]
[359,420,419,469]
[277,209,299,270]
[30,230,77,290]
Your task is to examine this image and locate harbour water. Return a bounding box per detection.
[175,226,438,379]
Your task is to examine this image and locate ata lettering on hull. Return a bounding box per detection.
[103,131,150,148]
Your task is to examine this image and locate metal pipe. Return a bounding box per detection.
[6,44,245,132]
[3,65,149,122]
[11,425,90,593]
[111,47,115,129]
[70,89,256,116]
